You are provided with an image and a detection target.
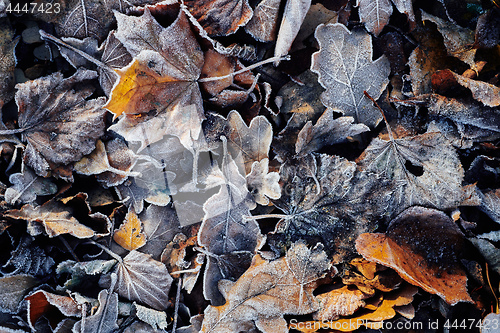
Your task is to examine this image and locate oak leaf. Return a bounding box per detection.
[356,206,473,305]
[5,167,57,205]
[311,23,390,127]
[201,242,330,333]
[184,0,253,36]
[113,207,147,251]
[13,69,106,177]
[107,9,204,119]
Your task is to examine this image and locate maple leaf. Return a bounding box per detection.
[113,207,147,251]
[9,69,106,177]
[271,154,391,263]
[356,121,464,216]
[356,206,473,305]
[106,9,204,119]
[311,23,390,127]
[184,0,253,36]
[201,241,330,333]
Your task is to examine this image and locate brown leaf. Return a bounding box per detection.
[14,69,106,177]
[200,49,235,96]
[184,0,253,36]
[449,71,500,107]
[113,207,147,251]
[25,290,80,330]
[111,251,172,310]
[5,201,95,239]
[201,242,330,333]
[311,23,390,127]
[107,9,204,119]
[356,206,473,305]
[245,0,280,42]
[0,19,17,109]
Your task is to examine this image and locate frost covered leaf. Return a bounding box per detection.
[272,154,390,263]
[421,10,476,68]
[0,274,39,313]
[246,159,280,205]
[139,204,181,260]
[116,176,174,215]
[113,207,147,251]
[5,167,57,205]
[314,285,369,321]
[295,112,369,156]
[57,259,117,289]
[356,0,393,36]
[112,250,172,310]
[311,24,390,127]
[73,289,119,333]
[5,201,95,239]
[356,127,464,216]
[0,19,17,108]
[245,0,280,42]
[199,154,262,304]
[184,0,253,36]
[480,189,500,225]
[107,9,204,119]
[356,206,473,305]
[133,303,168,330]
[449,71,500,107]
[3,235,54,277]
[274,0,311,62]
[14,69,106,177]
[201,242,329,333]
[25,290,80,330]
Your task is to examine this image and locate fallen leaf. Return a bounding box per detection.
[421,10,476,68]
[201,241,330,333]
[356,125,464,216]
[133,302,168,330]
[73,288,119,333]
[5,201,95,239]
[3,235,54,277]
[314,285,369,321]
[245,0,280,42]
[25,290,80,330]
[449,71,500,107]
[475,8,500,49]
[0,274,39,313]
[200,49,235,96]
[184,0,253,36]
[356,206,473,305]
[13,69,106,177]
[111,250,172,310]
[107,9,204,119]
[357,0,393,36]
[57,259,117,289]
[391,0,415,28]
[274,0,312,62]
[113,207,147,251]
[311,23,390,127]
[116,176,175,215]
[246,159,281,205]
[5,167,57,205]
[0,19,17,108]
[479,189,500,225]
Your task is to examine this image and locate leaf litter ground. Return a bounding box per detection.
[0,0,500,332]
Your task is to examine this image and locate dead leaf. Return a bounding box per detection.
[133,302,168,330]
[107,9,204,119]
[356,206,473,305]
[0,19,17,108]
[449,71,500,107]
[314,285,369,321]
[25,290,80,330]
[246,159,280,205]
[356,126,464,217]
[200,49,235,96]
[13,69,106,177]
[357,0,393,36]
[3,235,54,277]
[311,23,390,127]
[391,0,415,28]
[475,8,500,49]
[0,274,39,313]
[274,0,312,63]
[5,201,95,239]
[5,167,57,205]
[201,241,330,333]
[110,250,172,310]
[73,288,119,333]
[113,207,147,251]
[245,0,280,42]
[57,259,117,289]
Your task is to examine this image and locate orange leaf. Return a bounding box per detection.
[113,208,147,251]
[356,206,473,305]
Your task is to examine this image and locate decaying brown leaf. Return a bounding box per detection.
[449,71,500,107]
[113,207,147,251]
[314,285,369,321]
[201,241,330,333]
[311,23,390,127]
[25,290,80,330]
[356,206,473,305]
[245,0,280,42]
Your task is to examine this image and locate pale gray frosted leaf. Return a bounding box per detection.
[478,230,500,242]
[139,204,181,260]
[469,238,500,276]
[73,289,118,333]
[296,113,370,155]
[311,24,390,127]
[246,159,280,206]
[0,274,39,313]
[479,189,500,225]
[133,302,168,330]
[5,167,57,204]
[14,69,106,177]
[357,0,393,36]
[113,251,172,310]
[357,130,464,216]
[245,0,280,42]
[57,259,117,289]
[3,235,54,277]
[450,71,500,107]
[98,31,132,95]
[274,0,311,62]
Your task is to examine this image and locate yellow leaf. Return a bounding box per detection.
[113,208,147,251]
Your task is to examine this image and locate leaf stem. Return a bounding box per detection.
[89,240,123,264]
[364,90,394,141]
[242,214,290,221]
